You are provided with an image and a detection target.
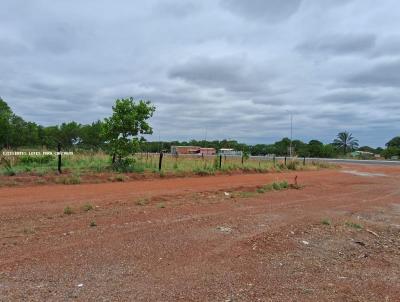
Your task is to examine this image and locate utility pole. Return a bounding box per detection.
[289,113,293,158]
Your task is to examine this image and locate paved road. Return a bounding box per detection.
[275,157,400,166]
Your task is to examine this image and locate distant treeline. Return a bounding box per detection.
[1,98,399,158]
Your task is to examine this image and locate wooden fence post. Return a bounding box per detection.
[284,156,287,166]
[219,155,222,169]
[57,143,62,174]
[303,156,306,165]
[159,151,163,171]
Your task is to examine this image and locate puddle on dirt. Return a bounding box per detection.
[341,170,387,177]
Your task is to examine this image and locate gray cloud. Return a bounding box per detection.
[1,0,400,147]
[297,33,376,56]
[318,91,375,104]
[348,60,400,87]
[220,0,302,22]
[169,56,271,93]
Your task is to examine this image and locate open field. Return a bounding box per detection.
[1,164,399,301]
[0,152,332,187]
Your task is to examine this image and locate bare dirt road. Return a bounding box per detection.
[1,165,400,301]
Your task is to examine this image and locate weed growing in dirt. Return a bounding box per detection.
[237,191,257,198]
[321,219,331,226]
[82,203,94,212]
[63,206,73,215]
[135,198,149,206]
[345,221,363,229]
[90,221,97,227]
[258,181,289,193]
[22,227,35,234]
[157,203,166,208]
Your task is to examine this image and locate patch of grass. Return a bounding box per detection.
[237,191,257,198]
[82,203,94,212]
[258,181,289,193]
[192,167,215,176]
[3,168,16,176]
[89,221,97,227]
[35,178,47,185]
[345,221,363,229]
[135,198,149,206]
[157,202,165,208]
[115,174,126,182]
[321,219,331,226]
[63,206,73,215]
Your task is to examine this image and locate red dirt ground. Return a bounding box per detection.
[1,164,399,301]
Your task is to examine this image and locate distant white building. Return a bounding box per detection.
[218,148,243,156]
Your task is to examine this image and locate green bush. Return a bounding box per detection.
[82,203,94,211]
[20,155,54,165]
[63,206,73,215]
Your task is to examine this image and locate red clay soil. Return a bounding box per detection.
[1,164,400,301]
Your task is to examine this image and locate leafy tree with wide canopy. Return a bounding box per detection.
[103,97,155,163]
[386,136,400,148]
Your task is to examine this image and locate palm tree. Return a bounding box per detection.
[333,132,359,154]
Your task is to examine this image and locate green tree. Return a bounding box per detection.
[307,140,324,157]
[103,98,155,163]
[79,120,104,150]
[0,98,13,148]
[333,131,359,154]
[59,122,81,148]
[386,136,400,148]
[381,147,400,159]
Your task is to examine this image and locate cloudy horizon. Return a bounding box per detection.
[1,0,399,147]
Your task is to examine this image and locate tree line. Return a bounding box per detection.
[1,97,399,159]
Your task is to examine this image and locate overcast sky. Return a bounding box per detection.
[1,0,399,147]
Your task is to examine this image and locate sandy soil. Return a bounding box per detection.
[1,164,399,301]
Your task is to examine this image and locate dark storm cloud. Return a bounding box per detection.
[297,33,376,56]
[220,0,302,22]
[1,0,400,147]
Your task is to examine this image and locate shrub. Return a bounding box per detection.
[286,160,300,170]
[63,206,73,215]
[82,203,94,211]
[272,182,281,190]
[3,167,16,176]
[135,198,149,206]
[345,221,363,229]
[321,219,331,226]
[90,221,97,227]
[112,158,135,172]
